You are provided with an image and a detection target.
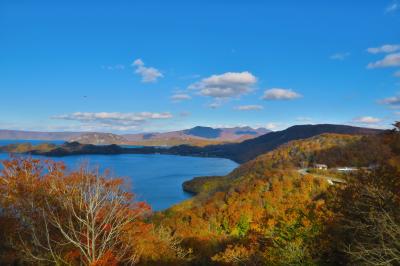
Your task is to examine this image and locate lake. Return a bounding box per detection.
[0,140,238,211]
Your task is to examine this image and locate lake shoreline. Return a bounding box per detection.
[0,149,238,211]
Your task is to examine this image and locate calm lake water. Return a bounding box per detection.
[0,140,238,211]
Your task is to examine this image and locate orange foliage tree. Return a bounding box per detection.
[0,157,151,265]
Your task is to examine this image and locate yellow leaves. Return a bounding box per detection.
[211,244,253,265]
[0,158,154,265]
[250,221,263,233]
[301,218,312,228]
[388,155,400,172]
[266,218,277,229]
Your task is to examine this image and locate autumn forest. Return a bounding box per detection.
[2,0,399,264]
[0,123,399,265]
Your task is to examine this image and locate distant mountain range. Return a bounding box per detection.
[0,126,270,146]
[3,124,383,164]
[120,126,270,146]
[164,124,383,163]
[68,133,128,145]
[0,130,82,141]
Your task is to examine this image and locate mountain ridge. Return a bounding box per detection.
[0,126,269,146]
[121,126,270,144]
[1,124,383,164]
[161,124,383,163]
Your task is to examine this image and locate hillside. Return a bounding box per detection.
[183,133,389,196]
[1,126,397,265]
[154,128,398,265]
[0,126,269,147]
[122,126,270,145]
[166,124,382,163]
[3,124,382,162]
[230,133,389,178]
[68,133,129,145]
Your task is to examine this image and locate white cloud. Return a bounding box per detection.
[133,59,144,66]
[379,95,400,106]
[52,112,173,131]
[352,116,382,124]
[171,93,192,102]
[234,105,264,111]
[394,70,400,77]
[385,1,399,13]
[189,71,257,99]
[367,53,400,68]
[330,52,350,60]
[265,122,281,130]
[101,64,125,70]
[132,58,163,83]
[367,44,400,54]
[262,88,302,100]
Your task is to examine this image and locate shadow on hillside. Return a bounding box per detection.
[312,135,391,168]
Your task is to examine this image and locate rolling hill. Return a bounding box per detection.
[165,124,383,163]
[121,126,270,145]
[68,133,129,145]
[8,124,383,164]
[157,126,397,265]
[0,126,269,146]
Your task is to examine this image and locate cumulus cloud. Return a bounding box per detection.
[385,1,399,13]
[262,88,302,100]
[330,52,350,60]
[352,116,382,124]
[132,58,163,83]
[171,93,192,102]
[234,105,264,111]
[189,71,257,99]
[367,44,400,54]
[367,53,400,68]
[52,112,172,131]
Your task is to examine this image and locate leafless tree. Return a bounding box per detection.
[0,158,150,265]
[339,184,400,265]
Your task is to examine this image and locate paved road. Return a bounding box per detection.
[298,168,347,185]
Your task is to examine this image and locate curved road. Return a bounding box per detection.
[298,168,347,185]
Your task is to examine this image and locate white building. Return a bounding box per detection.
[314,164,328,170]
[336,167,358,172]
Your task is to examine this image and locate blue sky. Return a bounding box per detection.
[1,0,400,133]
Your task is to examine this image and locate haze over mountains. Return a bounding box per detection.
[161,124,383,163]
[120,126,270,145]
[2,124,383,164]
[0,130,82,141]
[0,126,270,146]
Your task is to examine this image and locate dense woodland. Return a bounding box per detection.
[1,124,400,265]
